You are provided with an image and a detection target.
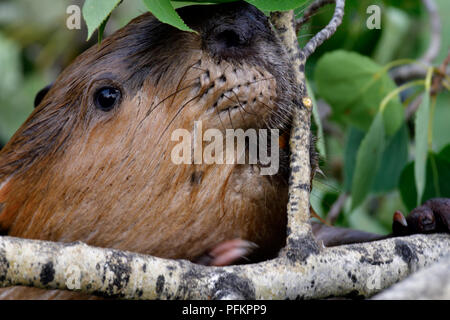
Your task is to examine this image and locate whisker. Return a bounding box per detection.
[225,91,257,116]
[137,83,197,131]
[227,108,235,130]
[156,94,201,145]
[214,103,226,132]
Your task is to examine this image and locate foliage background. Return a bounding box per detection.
[0,0,448,235]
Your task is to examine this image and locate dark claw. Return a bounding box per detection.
[392,211,408,236]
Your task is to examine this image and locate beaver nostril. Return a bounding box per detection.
[215,29,243,49]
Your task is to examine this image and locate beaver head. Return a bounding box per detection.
[0,2,300,261]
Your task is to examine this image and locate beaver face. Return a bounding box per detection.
[0,2,297,260]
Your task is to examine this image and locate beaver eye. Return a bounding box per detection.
[94,87,121,111]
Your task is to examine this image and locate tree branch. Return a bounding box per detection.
[300,0,345,59]
[269,11,317,249]
[295,0,335,33]
[373,254,450,299]
[326,193,348,224]
[1,234,449,299]
[391,0,442,83]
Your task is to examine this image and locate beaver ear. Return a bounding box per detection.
[34,83,53,108]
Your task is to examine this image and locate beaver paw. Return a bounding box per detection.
[393,198,450,236]
[194,239,258,266]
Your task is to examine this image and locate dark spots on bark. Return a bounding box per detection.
[286,235,320,263]
[299,64,305,72]
[349,246,369,256]
[347,271,357,283]
[103,251,132,297]
[156,275,165,297]
[136,289,143,297]
[213,272,255,300]
[40,261,55,285]
[288,175,293,186]
[295,183,310,192]
[142,264,147,273]
[343,290,364,299]
[298,51,305,61]
[178,265,206,299]
[359,254,392,266]
[292,166,300,173]
[0,249,9,283]
[96,263,100,270]
[395,240,419,268]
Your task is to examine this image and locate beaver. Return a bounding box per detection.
[0,1,448,299]
[0,2,299,299]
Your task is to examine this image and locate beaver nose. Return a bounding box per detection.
[206,25,253,58]
[214,28,247,50]
[179,2,267,59]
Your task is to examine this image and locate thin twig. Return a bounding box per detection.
[326,193,348,225]
[431,50,450,95]
[295,0,335,33]
[391,0,442,83]
[405,94,423,120]
[405,50,449,120]
[420,0,442,64]
[301,0,345,59]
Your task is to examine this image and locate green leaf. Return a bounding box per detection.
[82,0,122,41]
[414,69,433,205]
[172,0,236,7]
[440,144,450,160]
[98,15,110,44]
[315,50,404,136]
[372,124,409,192]
[307,80,326,158]
[143,0,195,33]
[343,127,365,192]
[414,93,430,205]
[399,145,450,211]
[350,111,386,210]
[373,8,411,65]
[432,91,450,152]
[245,0,309,11]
